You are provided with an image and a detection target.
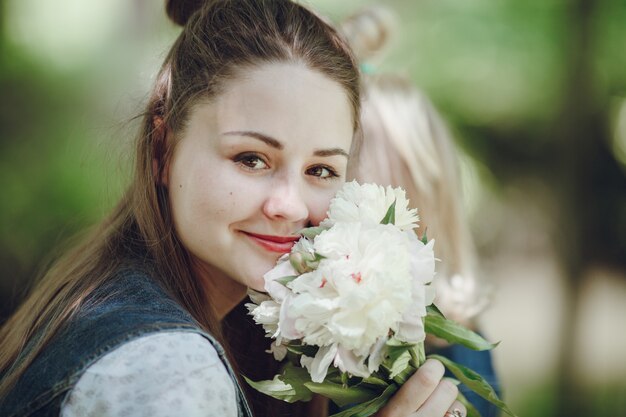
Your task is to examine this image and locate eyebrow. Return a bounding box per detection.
[222,130,349,158]
[222,131,283,149]
[313,148,349,158]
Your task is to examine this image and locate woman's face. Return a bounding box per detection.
[166,62,354,296]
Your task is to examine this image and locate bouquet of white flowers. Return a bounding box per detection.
[246,181,514,417]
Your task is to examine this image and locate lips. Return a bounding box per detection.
[243,232,300,254]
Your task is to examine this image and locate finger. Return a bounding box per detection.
[444,401,467,417]
[381,359,445,417]
[413,379,458,417]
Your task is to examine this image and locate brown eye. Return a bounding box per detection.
[234,153,269,170]
[306,165,338,180]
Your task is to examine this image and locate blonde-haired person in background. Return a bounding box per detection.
[341,6,500,417]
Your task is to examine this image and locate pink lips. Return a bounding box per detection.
[243,232,300,254]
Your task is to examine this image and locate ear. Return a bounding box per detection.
[152,116,170,186]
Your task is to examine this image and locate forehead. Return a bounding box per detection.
[207,62,354,151]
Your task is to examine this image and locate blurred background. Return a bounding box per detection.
[0,0,624,415]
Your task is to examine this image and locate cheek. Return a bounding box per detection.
[307,184,345,225]
[179,164,269,229]
[172,171,214,216]
[168,158,230,239]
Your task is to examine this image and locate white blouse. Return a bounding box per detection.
[60,332,238,417]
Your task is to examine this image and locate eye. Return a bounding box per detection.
[306,165,339,180]
[233,152,269,171]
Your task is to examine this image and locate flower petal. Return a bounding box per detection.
[333,346,370,378]
[303,344,338,383]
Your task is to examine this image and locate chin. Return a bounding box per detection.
[247,276,267,293]
[238,268,264,292]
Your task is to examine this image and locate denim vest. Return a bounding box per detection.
[1,264,254,417]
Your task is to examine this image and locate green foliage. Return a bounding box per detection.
[411,340,425,368]
[243,374,306,403]
[425,307,498,351]
[285,343,319,357]
[383,343,412,379]
[299,226,327,239]
[276,275,298,286]
[328,384,398,417]
[305,381,379,407]
[243,363,314,403]
[380,200,396,225]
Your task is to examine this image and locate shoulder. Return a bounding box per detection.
[61,332,238,417]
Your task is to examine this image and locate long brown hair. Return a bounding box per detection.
[0,0,360,409]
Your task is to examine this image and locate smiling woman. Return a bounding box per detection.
[0,1,464,417]
[167,62,354,317]
[0,1,359,416]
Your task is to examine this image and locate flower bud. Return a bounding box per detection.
[289,252,309,274]
[305,259,321,270]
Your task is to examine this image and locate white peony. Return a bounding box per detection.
[321,181,419,231]
[263,255,296,302]
[245,290,280,338]
[247,182,436,383]
[287,223,413,351]
[280,223,434,381]
[396,234,436,344]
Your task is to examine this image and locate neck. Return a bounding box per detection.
[192,260,248,321]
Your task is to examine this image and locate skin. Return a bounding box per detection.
[166,62,354,319]
[376,359,465,417]
[165,61,466,417]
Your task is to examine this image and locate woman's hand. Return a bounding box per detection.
[374,359,466,417]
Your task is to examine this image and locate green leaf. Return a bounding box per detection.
[341,372,350,386]
[299,226,327,239]
[427,304,446,318]
[245,363,318,404]
[391,363,416,385]
[243,375,304,403]
[428,354,517,417]
[457,389,483,417]
[380,199,396,225]
[385,336,410,347]
[388,350,412,379]
[385,343,412,360]
[329,384,398,417]
[281,363,315,402]
[425,313,498,351]
[324,367,344,384]
[290,253,308,274]
[420,228,429,244]
[304,380,380,407]
[409,342,426,368]
[380,341,417,383]
[276,275,298,286]
[285,343,318,357]
[303,252,323,269]
[360,375,388,387]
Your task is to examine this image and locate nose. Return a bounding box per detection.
[262,176,309,224]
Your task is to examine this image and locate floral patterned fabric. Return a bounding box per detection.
[61,332,238,417]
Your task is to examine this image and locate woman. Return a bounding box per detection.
[0,1,465,416]
[342,6,499,416]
